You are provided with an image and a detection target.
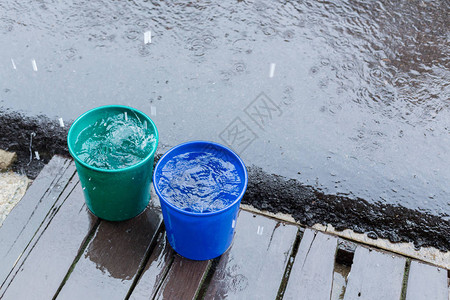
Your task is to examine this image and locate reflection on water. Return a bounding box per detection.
[84,208,161,280]
[0,0,448,218]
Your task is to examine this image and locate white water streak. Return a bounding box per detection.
[269,63,276,78]
[144,31,152,44]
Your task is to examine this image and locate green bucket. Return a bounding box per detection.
[67,105,158,221]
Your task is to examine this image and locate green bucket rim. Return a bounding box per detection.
[67,105,159,173]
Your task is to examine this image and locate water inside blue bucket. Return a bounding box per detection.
[154,141,247,215]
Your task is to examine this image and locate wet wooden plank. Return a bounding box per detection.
[129,232,175,300]
[154,255,210,300]
[127,225,210,300]
[56,207,163,300]
[0,169,80,294]
[284,229,338,300]
[344,246,406,300]
[0,156,75,286]
[405,260,448,300]
[0,183,98,300]
[204,210,298,299]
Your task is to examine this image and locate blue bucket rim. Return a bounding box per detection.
[67,105,159,173]
[153,140,248,217]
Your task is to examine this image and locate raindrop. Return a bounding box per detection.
[282,30,295,40]
[284,86,294,95]
[342,61,355,71]
[336,86,346,95]
[262,26,277,36]
[269,63,276,78]
[234,62,246,73]
[203,34,215,45]
[220,70,233,82]
[125,30,140,41]
[320,58,330,66]
[393,76,408,87]
[144,31,151,44]
[138,45,151,57]
[189,39,205,56]
[135,20,149,28]
[318,78,329,89]
[335,37,349,47]
[31,59,38,71]
[64,48,78,61]
[309,66,319,75]
[370,68,383,79]
[282,86,295,105]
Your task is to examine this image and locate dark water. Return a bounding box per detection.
[1,1,448,219]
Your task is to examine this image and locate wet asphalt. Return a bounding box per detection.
[0,1,449,250]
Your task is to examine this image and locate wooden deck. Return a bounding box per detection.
[0,156,448,300]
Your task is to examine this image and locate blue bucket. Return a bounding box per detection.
[153,141,248,260]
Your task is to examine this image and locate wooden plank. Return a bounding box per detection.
[56,207,163,300]
[0,182,98,300]
[204,210,298,299]
[128,223,210,300]
[405,260,448,300]
[344,246,406,300]
[0,168,80,294]
[129,232,175,300]
[0,156,75,287]
[154,255,210,300]
[284,229,338,300]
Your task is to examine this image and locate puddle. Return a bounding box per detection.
[0,0,448,237]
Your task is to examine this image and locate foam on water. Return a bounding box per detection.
[158,152,242,213]
[74,111,155,169]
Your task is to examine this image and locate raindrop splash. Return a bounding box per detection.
[158,152,242,213]
[74,111,155,169]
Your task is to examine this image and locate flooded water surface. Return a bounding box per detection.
[1,1,449,220]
